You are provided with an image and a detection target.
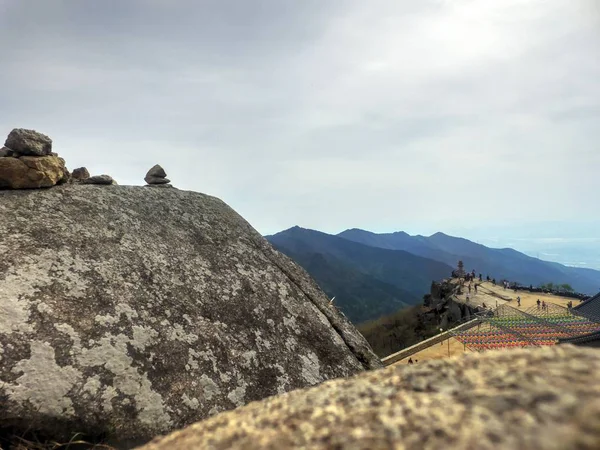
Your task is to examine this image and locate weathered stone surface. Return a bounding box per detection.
[0,155,68,189]
[71,167,90,181]
[82,174,116,185]
[0,185,380,446]
[146,164,167,179]
[4,128,52,156]
[145,165,169,185]
[140,346,600,450]
[145,183,173,188]
[145,175,170,185]
[0,146,14,157]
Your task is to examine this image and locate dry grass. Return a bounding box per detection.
[0,431,117,450]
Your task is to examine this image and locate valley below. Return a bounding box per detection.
[267,226,600,325]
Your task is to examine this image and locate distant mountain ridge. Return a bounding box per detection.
[339,228,600,295]
[266,227,453,323]
[267,226,600,324]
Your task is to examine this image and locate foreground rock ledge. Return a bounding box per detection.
[139,346,600,450]
[0,185,380,446]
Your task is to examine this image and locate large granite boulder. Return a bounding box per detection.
[140,345,600,450]
[0,185,380,446]
[0,155,68,189]
[4,128,52,156]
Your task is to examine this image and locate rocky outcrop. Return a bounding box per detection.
[82,174,116,185]
[422,279,483,329]
[0,154,68,189]
[4,128,53,156]
[0,129,69,189]
[0,185,380,446]
[145,164,170,186]
[140,345,600,450]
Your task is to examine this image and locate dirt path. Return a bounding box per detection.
[392,337,470,365]
[393,281,583,366]
[454,281,579,310]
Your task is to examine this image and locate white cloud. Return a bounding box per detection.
[0,0,598,236]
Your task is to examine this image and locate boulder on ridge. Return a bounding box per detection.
[145,165,170,185]
[82,174,116,185]
[0,155,68,189]
[0,185,381,446]
[4,128,52,156]
[71,167,90,181]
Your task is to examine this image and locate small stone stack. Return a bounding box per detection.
[144,164,171,187]
[0,128,69,189]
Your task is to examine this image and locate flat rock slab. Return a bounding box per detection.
[139,345,600,450]
[145,184,173,188]
[144,175,170,184]
[0,185,380,446]
[82,174,116,185]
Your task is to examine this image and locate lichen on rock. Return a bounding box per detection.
[0,185,380,446]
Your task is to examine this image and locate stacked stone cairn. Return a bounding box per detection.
[0,128,117,188]
[0,128,69,189]
[144,164,171,187]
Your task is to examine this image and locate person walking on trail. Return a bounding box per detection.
[408,357,414,365]
[542,300,547,311]
[537,299,541,310]
[517,296,521,307]
[474,284,478,293]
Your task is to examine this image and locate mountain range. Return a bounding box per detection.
[267,227,600,324]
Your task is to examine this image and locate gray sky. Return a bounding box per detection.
[1,0,599,237]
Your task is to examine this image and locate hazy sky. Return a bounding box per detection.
[1,0,599,236]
